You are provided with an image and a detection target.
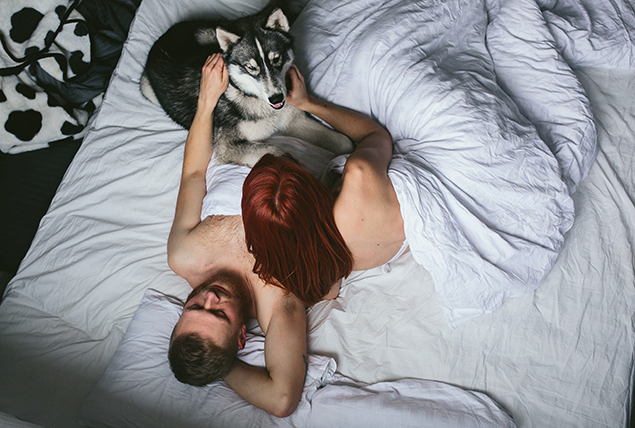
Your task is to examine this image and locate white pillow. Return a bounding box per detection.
[78,288,334,428]
[78,288,516,428]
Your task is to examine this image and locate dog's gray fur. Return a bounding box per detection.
[141,4,353,166]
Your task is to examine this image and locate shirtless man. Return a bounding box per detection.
[166,53,307,418]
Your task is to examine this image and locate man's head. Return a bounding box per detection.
[168,274,250,386]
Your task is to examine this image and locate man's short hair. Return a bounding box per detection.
[168,332,238,386]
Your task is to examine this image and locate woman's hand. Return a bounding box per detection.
[286,65,311,110]
[197,53,229,115]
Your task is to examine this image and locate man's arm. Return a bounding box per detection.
[223,295,307,418]
[167,54,228,284]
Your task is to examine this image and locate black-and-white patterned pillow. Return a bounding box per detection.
[0,0,97,153]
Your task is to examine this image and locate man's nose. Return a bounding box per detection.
[203,291,220,309]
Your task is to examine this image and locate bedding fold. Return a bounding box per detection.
[536,0,635,70]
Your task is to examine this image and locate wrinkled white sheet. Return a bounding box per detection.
[538,0,635,69]
[307,65,635,428]
[0,0,633,427]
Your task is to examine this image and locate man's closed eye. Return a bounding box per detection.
[187,305,229,322]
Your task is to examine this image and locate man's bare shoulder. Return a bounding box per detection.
[253,284,305,334]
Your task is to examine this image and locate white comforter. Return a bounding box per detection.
[292,0,596,326]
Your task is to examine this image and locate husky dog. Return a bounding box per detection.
[140,4,353,166]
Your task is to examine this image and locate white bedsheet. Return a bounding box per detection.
[308,64,635,427]
[0,0,633,427]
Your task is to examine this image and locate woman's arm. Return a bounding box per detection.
[167,54,229,283]
[287,66,405,270]
[285,65,392,173]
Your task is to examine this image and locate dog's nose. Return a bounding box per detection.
[269,93,284,105]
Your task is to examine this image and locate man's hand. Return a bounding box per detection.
[168,54,228,278]
[197,53,229,115]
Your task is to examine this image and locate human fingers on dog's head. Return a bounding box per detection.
[202,55,213,72]
[286,66,309,109]
[202,57,226,88]
[290,65,305,83]
[287,64,297,80]
[203,53,223,71]
[206,53,219,66]
[287,66,302,90]
[216,57,226,72]
[198,54,228,108]
[218,59,228,87]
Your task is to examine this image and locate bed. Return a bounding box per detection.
[1,0,634,426]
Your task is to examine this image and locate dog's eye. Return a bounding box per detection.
[270,53,282,66]
[244,62,259,74]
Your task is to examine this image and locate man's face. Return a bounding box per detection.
[173,274,250,348]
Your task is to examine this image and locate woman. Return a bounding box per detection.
[242,65,407,305]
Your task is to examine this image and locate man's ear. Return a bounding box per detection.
[216,27,241,52]
[265,8,290,32]
[237,324,247,350]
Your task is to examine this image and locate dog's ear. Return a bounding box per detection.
[216,27,241,52]
[265,8,290,32]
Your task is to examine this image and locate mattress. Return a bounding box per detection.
[0,0,634,426]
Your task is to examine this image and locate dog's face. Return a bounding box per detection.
[216,8,294,109]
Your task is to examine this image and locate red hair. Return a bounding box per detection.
[242,154,353,306]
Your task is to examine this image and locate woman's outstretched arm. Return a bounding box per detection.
[285,65,393,174]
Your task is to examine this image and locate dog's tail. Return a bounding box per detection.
[140,72,161,106]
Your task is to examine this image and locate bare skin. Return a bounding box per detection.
[167,56,405,416]
[285,65,406,272]
[167,54,306,418]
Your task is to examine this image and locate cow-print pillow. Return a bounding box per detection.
[0,0,98,153]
